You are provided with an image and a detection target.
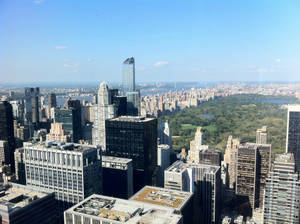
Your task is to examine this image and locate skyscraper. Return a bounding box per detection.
[105,116,157,192]
[263,153,300,223]
[224,135,240,189]
[122,57,135,92]
[48,93,57,118]
[67,99,82,142]
[236,143,271,211]
[122,57,140,116]
[92,82,116,149]
[0,101,16,169]
[286,105,300,171]
[24,87,40,125]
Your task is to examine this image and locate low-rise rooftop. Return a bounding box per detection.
[102,156,132,164]
[25,141,98,152]
[108,116,155,122]
[0,184,50,213]
[166,160,220,174]
[130,186,192,210]
[65,194,182,224]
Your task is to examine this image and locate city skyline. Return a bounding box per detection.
[1,0,300,83]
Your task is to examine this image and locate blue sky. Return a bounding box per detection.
[0,0,300,83]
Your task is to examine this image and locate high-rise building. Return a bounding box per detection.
[24,87,40,125]
[14,147,26,184]
[164,161,221,224]
[0,140,10,165]
[256,126,267,144]
[188,127,221,166]
[158,120,172,147]
[122,57,135,92]
[236,143,271,211]
[224,135,240,189]
[10,100,24,123]
[126,91,140,116]
[157,144,171,187]
[64,194,183,224]
[67,99,82,143]
[286,105,300,171]
[92,82,116,149]
[263,153,300,223]
[122,57,140,116]
[48,93,57,108]
[24,141,102,211]
[46,123,71,142]
[0,183,57,224]
[130,186,194,224]
[105,116,157,192]
[0,101,16,169]
[48,93,57,118]
[102,156,133,199]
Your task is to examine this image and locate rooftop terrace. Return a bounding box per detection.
[130,186,192,210]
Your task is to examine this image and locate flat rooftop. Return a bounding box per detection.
[0,184,49,213]
[130,186,192,210]
[25,141,98,152]
[275,153,295,163]
[102,156,132,164]
[108,116,155,122]
[166,160,220,174]
[65,194,182,224]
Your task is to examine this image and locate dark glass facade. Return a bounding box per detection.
[105,117,157,192]
[0,101,16,168]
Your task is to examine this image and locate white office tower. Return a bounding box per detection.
[158,120,172,147]
[24,141,102,210]
[164,160,221,224]
[157,144,171,187]
[92,82,116,149]
[263,153,300,223]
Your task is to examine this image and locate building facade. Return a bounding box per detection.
[164,161,221,224]
[92,82,116,149]
[263,153,300,223]
[105,116,157,192]
[286,105,300,172]
[236,143,271,210]
[102,156,133,199]
[24,141,102,210]
[0,101,16,169]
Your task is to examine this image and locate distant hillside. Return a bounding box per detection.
[159,94,299,154]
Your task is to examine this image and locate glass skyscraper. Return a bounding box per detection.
[122,57,135,92]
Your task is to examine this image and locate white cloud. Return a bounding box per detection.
[64,63,80,68]
[33,0,45,4]
[154,61,169,67]
[275,58,281,63]
[55,46,67,50]
[87,58,93,62]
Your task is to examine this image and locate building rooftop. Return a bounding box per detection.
[65,194,182,224]
[0,184,51,213]
[25,141,98,153]
[130,186,192,211]
[109,116,155,122]
[287,104,300,112]
[102,156,132,164]
[165,160,220,174]
[275,153,295,163]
